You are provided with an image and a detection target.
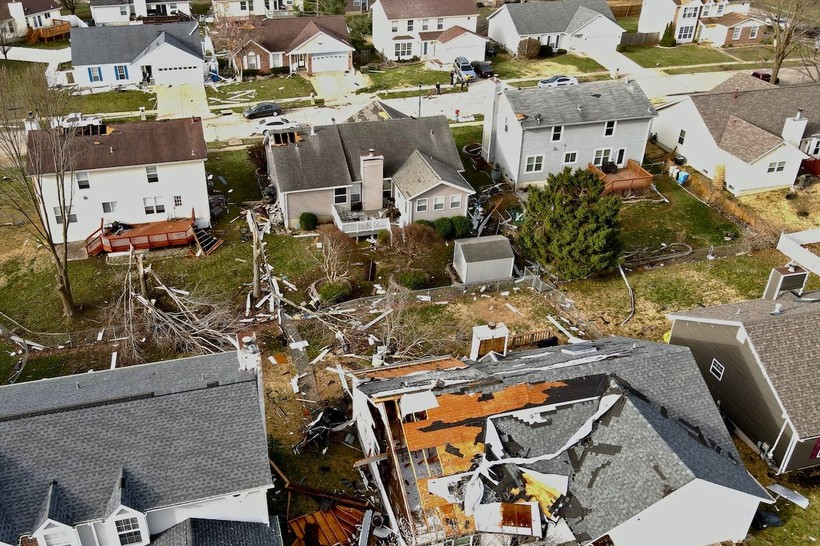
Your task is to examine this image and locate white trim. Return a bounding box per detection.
[709,358,725,380]
[433,195,445,210]
[449,193,462,209]
[416,197,428,212]
[603,120,617,138]
[524,154,545,173]
[406,178,475,200]
[563,150,578,165]
[778,430,798,474]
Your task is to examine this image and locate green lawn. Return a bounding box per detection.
[620,44,736,68]
[190,0,212,16]
[207,75,316,103]
[726,45,777,62]
[73,90,157,114]
[64,2,91,19]
[491,53,606,79]
[451,124,492,191]
[364,64,451,90]
[662,58,803,75]
[619,176,740,251]
[617,15,640,33]
[19,38,70,50]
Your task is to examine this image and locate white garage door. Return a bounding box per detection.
[310,53,347,73]
[154,66,202,86]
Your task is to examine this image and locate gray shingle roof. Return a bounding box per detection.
[376,0,478,20]
[504,80,655,130]
[151,518,284,546]
[711,73,777,94]
[689,82,820,163]
[268,116,466,194]
[669,295,820,438]
[70,22,203,65]
[0,353,273,543]
[455,235,514,263]
[495,0,617,35]
[391,149,473,199]
[249,16,351,54]
[344,100,410,123]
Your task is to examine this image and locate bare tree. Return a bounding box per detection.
[313,225,355,284]
[0,66,79,317]
[384,224,440,268]
[753,0,819,82]
[0,26,13,61]
[211,18,255,81]
[377,291,455,358]
[59,0,81,15]
[794,39,820,81]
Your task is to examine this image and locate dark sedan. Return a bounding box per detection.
[471,60,495,78]
[243,102,284,119]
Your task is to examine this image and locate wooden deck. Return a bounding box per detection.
[589,159,654,194]
[26,20,70,44]
[86,219,195,256]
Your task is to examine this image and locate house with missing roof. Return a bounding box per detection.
[652,74,819,195]
[265,116,474,234]
[487,0,624,58]
[668,260,820,474]
[212,0,292,18]
[370,0,485,63]
[482,80,656,191]
[89,0,192,26]
[70,22,208,88]
[235,16,353,75]
[0,341,282,546]
[0,0,62,40]
[28,118,210,245]
[350,336,771,546]
[638,0,755,44]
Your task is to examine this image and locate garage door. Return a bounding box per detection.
[154,66,202,86]
[310,53,347,73]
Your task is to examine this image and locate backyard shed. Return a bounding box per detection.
[453,235,515,284]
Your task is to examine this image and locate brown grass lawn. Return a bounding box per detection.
[738,183,820,232]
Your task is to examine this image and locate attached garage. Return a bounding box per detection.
[310,52,349,73]
[433,26,488,65]
[153,65,205,86]
[568,16,623,56]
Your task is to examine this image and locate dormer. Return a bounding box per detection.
[32,482,79,546]
[103,469,149,546]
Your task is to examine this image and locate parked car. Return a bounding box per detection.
[537,75,578,88]
[51,112,102,129]
[454,57,477,81]
[243,102,283,119]
[471,60,495,78]
[751,71,780,84]
[255,117,299,134]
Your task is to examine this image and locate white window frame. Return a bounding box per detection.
[449,193,462,209]
[709,358,725,381]
[407,19,414,31]
[89,66,103,82]
[433,196,445,210]
[421,18,428,30]
[436,18,444,30]
[603,120,617,137]
[593,148,612,167]
[716,2,724,16]
[563,151,578,165]
[391,21,397,32]
[416,198,428,212]
[524,154,544,173]
[677,25,695,40]
[812,140,820,156]
[76,171,90,189]
[102,201,117,213]
[53,206,77,224]
[678,129,686,145]
[246,53,258,70]
[767,161,785,173]
[394,42,412,58]
[115,65,128,81]
[114,516,143,545]
[334,187,348,205]
[682,6,698,18]
[749,25,758,39]
[732,27,742,40]
[239,0,248,10]
[615,147,627,167]
[146,166,159,183]
[143,197,165,215]
[173,195,182,207]
[119,5,127,15]
[551,125,563,142]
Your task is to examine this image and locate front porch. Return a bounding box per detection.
[589,159,654,194]
[331,204,391,236]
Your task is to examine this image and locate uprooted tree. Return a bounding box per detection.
[753,0,819,82]
[519,167,622,280]
[0,65,80,318]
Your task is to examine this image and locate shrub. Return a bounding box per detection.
[660,23,677,47]
[243,69,259,79]
[616,44,628,53]
[555,48,567,55]
[319,281,351,303]
[415,219,435,228]
[376,229,391,245]
[452,215,472,238]
[396,270,426,290]
[299,212,318,231]
[518,38,541,59]
[538,44,552,58]
[433,217,454,239]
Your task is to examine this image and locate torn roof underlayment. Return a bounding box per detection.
[352,337,771,544]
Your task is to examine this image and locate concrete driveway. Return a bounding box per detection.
[155,83,213,120]
[309,71,370,101]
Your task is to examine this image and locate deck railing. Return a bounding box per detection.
[26,20,70,43]
[332,205,391,235]
[589,159,653,194]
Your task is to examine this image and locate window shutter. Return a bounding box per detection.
[811,438,820,459]
[87,67,93,81]
[124,65,129,79]
[243,55,248,70]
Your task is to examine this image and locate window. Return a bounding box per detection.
[421,18,428,30]
[716,3,724,16]
[551,125,563,142]
[678,129,686,145]
[76,172,90,189]
[433,196,445,210]
[146,166,159,183]
[416,198,428,212]
[120,5,127,15]
[812,140,820,156]
[391,21,397,32]
[524,155,544,173]
[749,25,758,39]
[42,530,74,546]
[115,65,128,81]
[45,12,50,18]
[334,187,348,204]
[246,53,258,70]
[709,358,725,381]
[677,25,695,40]
[767,161,785,173]
[383,179,393,201]
[563,151,578,164]
[603,120,616,137]
[53,206,77,224]
[102,201,117,213]
[170,2,177,9]
[143,197,165,214]
[173,195,182,207]
[394,42,412,58]
[503,118,508,133]
[239,1,248,10]
[407,19,414,31]
[88,66,103,83]
[436,18,444,30]
[682,6,698,18]
[449,194,461,209]
[593,148,612,166]
[115,517,143,546]
[732,27,742,40]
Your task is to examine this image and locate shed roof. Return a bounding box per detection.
[70,22,203,65]
[455,235,515,263]
[493,0,617,35]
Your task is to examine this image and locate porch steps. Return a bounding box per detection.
[193,227,223,256]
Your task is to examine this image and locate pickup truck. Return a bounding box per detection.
[51,113,103,129]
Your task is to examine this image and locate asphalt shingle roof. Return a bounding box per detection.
[376,0,478,20]
[151,518,284,546]
[0,353,273,543]
[70,22,203,65]
[455,235,514,263]
[669,295,820,438]
[391,149,473,199]
[249,15,351,53]
[496,0,616,35]
[504,80,655,130]
[710,72,777,94]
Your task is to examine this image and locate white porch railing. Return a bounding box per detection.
[332,205,391,235]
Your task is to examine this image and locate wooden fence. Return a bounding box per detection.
[609,3,642,18]
[509,329,556,350]
[620,32,660,46]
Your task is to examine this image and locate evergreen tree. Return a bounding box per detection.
[660,23,677,47]
[519,168,622,280]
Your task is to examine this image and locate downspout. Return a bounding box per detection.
[765,416,789,461]
[777,424,799,475]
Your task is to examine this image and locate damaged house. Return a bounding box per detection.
[349,336,771,546]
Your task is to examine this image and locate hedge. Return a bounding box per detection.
[299,212,318,231]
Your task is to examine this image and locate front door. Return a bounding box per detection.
[616,148,626,167]
[422,41,428,56]
[297,54,307,69]
[141,65,153,82]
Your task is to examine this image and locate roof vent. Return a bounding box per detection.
[796,108,804,120]
[109,146,114,154]
[591,93,601,99]
[577,105,582,113]
[771,303,783,316]
[534,114,542,124]
[561,345,597,356]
